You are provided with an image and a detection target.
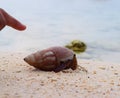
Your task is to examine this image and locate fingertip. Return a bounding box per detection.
[18,24,26,31]
[13,22,26,31]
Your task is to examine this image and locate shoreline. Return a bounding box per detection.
[0,52,120,98]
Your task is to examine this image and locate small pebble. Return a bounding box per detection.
[114,72,118,75]
[16,71,21,73]
[93,71,97,74]
[99,67,106,70]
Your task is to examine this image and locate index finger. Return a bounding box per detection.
[0,10,6,30]
[1,9,26,31]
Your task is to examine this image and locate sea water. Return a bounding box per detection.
[0,0,120,63]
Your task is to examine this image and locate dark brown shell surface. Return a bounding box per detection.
[24,46,78,72]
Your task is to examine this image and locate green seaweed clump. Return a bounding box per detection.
[65,40,87,53]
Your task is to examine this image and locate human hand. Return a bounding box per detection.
[0,8,26,31]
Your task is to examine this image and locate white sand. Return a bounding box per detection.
[0,52,120,98]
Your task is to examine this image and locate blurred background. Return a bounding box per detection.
[0,0,120,63]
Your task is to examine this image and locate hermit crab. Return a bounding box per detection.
[24,46,87,72]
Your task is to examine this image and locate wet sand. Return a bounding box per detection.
[0,52,120,98]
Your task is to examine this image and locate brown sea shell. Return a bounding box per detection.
[24,46,86,72]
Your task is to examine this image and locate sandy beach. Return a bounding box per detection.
[0,52,120,98]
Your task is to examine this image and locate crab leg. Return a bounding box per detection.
[70,54,77,70]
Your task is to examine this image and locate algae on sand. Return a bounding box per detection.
[65,40,87,53]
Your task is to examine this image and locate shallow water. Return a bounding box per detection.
[0,0,120,63]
